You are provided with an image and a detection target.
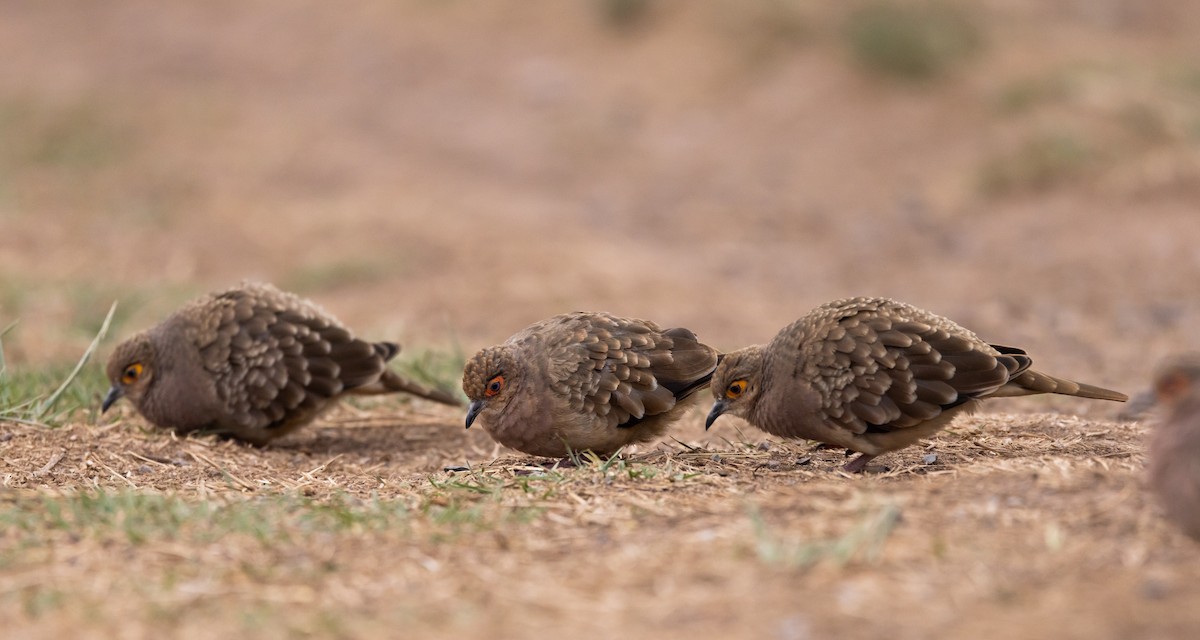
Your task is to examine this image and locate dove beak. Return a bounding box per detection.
[705,400,728,430]
[101,386,123,413]
[465,400,484,429]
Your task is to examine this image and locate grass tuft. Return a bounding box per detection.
[594,0,656,31]
[978,132,1094,196]
[0,490,413,550]
[394,344,467,402]
[422,470,547,537]
[750,503,901,570]
[0,303,117,426]
[995,73,1074,115]
[844,1,981,81]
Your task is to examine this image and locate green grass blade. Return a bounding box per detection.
[35,301,117,419]
[0,320,17,380]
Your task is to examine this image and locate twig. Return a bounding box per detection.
[668,436,701,452]
[32,449,65,477]
[674,451,768,458]
[126,451,171,467]
[188,450,256,491]
[95,458,137,488]
[970,439,1008,455]
[301,454,344,480]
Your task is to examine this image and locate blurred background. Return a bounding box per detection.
[2,0,1199,408]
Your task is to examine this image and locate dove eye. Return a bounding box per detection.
[121,363,144,385]
[485,375,505,397]
[725,380,747,399]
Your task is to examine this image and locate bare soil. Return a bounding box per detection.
[3,1,1200,638]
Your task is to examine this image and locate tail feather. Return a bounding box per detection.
[665,368,717,403]
[379,370,464,406]
[992,369,1127,402]
[374,341,401,362]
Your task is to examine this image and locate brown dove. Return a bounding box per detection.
[1116,355,1200,422]
[462,312,720,458]
[706,297,1128,472]
[1146,354,1200,541]
[102,282,461,444]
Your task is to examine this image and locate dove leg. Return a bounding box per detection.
[843,453,876,474]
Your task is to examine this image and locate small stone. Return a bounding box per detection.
[923,453,938,465]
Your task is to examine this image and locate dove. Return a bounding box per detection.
[462,312,720,458]
[1146,354,1200,540]
[102,282,461,444]
[706,297,1127,472]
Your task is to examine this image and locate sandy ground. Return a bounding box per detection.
[3,1,1200,638]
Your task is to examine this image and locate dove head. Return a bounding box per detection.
[1154,354,1200,409]
[705,345,766,430]
[462,345,522,429]
[103,333,160,414]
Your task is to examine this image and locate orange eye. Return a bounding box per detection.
[121,363,144,385]
[485,375,505,397]
[725,380,747,399]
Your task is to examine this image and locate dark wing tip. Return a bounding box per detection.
[374,341,401,362]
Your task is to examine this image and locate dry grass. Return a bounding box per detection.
[2,404,1197,639]
[4,1,1200,638]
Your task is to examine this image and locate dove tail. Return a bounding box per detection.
[379,370,464,406]
[995,370,1128,402]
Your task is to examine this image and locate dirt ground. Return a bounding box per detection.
[3,1,1200,638]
